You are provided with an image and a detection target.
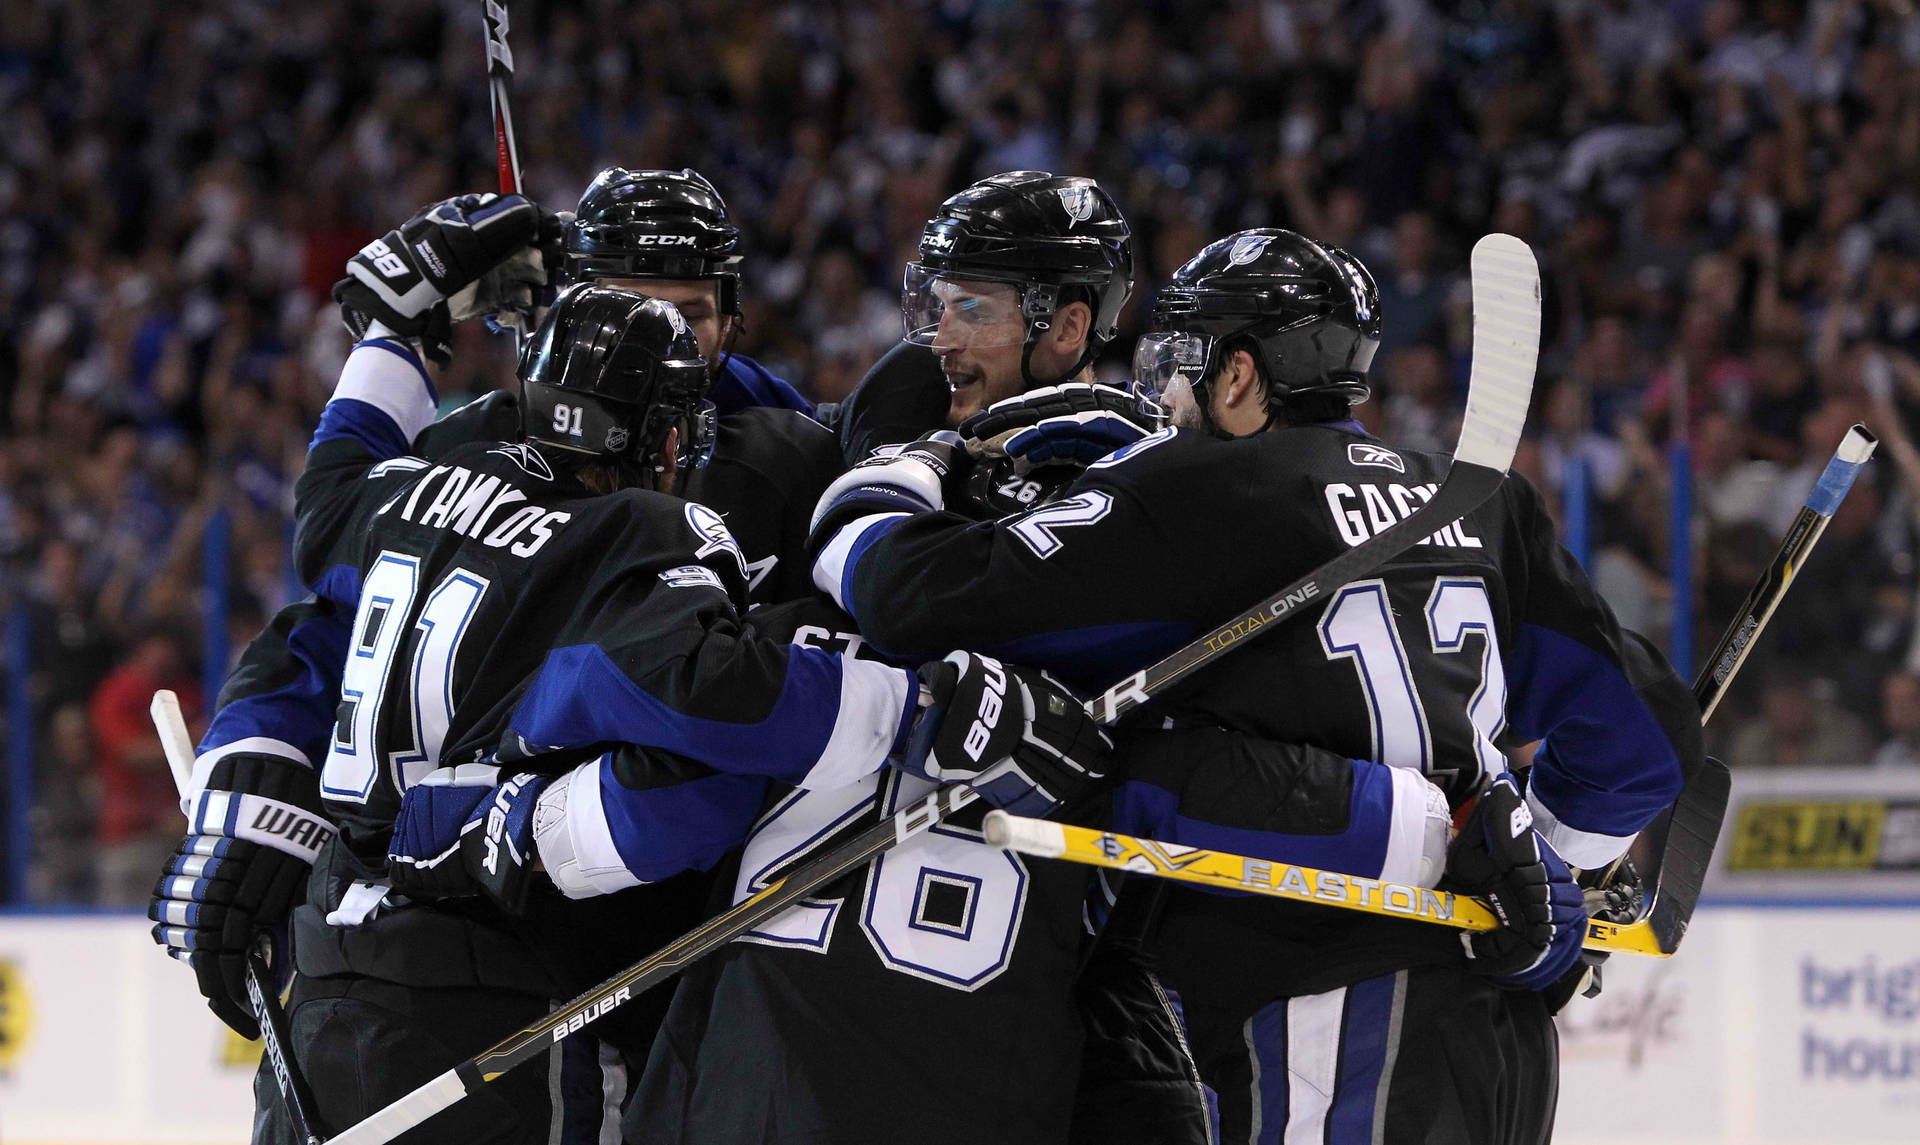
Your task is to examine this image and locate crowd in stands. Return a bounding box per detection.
[4,0,1919,903]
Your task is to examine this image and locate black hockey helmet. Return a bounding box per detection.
[903,171,1134,385]
[1136,229,1381,425]
[520,283,716,476]
[562,168,743,316]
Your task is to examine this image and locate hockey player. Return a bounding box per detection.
[155,192,1111,1144]
[826,170,1137,468]
[808,228,1705,1145]
[149,168,842,1068]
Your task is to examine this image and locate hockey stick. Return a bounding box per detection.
[980,813,1674,956]
[481,0,521,196]
[152,690,330,1145]
[322,233,1541,1145]
[1587,421,1879,929]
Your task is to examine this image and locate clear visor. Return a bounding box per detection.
[901,265,1030,350]
[1131,330,1215,403]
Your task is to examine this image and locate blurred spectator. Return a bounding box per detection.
[1728,666,1876,769]
[1871,672,1920,770]
[88,628,200,905]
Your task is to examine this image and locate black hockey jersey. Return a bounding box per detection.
[625,595,1096,1145]
[815,421,1705,999]
[828,340,951,465]
[291,338,915,873]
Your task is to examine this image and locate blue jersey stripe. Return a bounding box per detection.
[310,396,413,459]
[511,643,848,784]
[598,762,766,882]
[1326,972,1398,1142]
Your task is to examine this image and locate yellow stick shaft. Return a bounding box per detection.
[982,812,1669,957]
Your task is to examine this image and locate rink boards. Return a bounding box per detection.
[1,904,1916,1145]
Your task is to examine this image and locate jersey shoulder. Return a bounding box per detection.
[836,341,950,464]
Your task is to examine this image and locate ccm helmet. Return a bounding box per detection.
[561,168,744,317]
[1136,229,1381,431]
[903,171,1134,386]
[520,283,715,476]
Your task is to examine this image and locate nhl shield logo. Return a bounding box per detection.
[604,425,629,452]
[1228,234,1273,267]
[1348,443,1405,473]
[1057,186,1096,226]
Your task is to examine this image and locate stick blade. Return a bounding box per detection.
[1642,755,1732,953]
[1456,234,1541,474]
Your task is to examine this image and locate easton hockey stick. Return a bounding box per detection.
[323,233,1541,1145]
[152,690,329,1145]
[980,812,1675,956]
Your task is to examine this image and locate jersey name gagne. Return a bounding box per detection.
[392,463,572,558]
[1325,481,1483,550]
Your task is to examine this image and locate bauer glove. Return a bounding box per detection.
[386,765,551,914]
[958,382,1165,472]
[333,193,560,365]
[1444,773,1586,991]
[149,752,334,1040]
[900,651,1112,816]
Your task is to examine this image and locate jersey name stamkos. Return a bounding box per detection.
[1325,481,1483,550]
[393,462,572,558]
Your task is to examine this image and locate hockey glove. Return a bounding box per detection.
[1445,774,1586,992]
[958,382,1164,472]
[901,651,1113,817]
[333,193,560,365]
[807,430,971,547]
[386,765,551,914]
[149,752,334,1040]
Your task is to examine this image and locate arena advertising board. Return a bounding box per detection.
[1709,768,1920,897]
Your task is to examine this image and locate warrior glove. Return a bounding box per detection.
[333,193,560,365]
[1445,773,1587,991]
[386,765,551,914]
[149,752,333,1039]
[900,651,1113,817]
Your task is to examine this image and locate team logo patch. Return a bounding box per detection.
[661,303,690,338]
[487,442,555,481]
[1227,234,1273,266]
[1348,443,1405,473]
[1057,186,1096,225]
[683,502,747,579]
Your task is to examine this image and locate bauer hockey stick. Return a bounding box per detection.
[1587,421,1879,932]
[481,0,521,196]
[323,233,1541,1145]
[152,690,329,1145]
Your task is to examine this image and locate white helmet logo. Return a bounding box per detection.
[1057,186,1096,225]
[604,425,629,452]
[1228,234,1273,266]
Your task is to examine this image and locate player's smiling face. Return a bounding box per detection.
[928,278,1030,425]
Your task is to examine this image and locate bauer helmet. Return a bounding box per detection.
[1136,229,1381,429]
[562,168,743,317]
[519,283,715,476]
[903,171,1134,386]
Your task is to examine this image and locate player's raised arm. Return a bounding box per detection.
[1499,471,1706,868]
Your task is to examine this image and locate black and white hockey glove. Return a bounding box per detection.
[149,752,334,1040]
[900,651,1113,816]
[333,193,560,365]
[1445,774,1586,991]
[386,765,551,914]
[807,430,971,547]
[958,382,1164,472]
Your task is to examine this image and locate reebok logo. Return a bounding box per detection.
[963,658,1008,761]
[1348,443,1405,473]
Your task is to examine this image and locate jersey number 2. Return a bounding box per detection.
[324,552,491,802]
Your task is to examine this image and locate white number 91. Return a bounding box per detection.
[552,404,583,435]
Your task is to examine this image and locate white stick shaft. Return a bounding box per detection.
[150,690,195,803]
[981,810,1065,858]
[327,1068,468,1145]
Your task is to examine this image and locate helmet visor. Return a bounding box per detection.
[901,265,1029,350]
[1131,330,1214,403]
